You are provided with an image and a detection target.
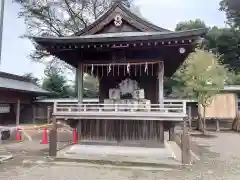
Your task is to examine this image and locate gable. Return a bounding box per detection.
[75,3,169,36]
[96,20,142,34]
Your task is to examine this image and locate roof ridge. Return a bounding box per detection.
[74,2,169,36]
[118,3,170,32]
[0,71,50,95]
[0,71,32,83]
[73,3,119,36]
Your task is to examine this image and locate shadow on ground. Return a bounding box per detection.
[190,133,217,139]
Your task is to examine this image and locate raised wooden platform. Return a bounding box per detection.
[53,101,187,121]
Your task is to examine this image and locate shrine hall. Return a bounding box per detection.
[32,2,206,146]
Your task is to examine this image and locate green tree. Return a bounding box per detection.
[83,74,99,98]
[171,50,229,132]
[218,1,240,73]
[220,0,240,29]
[15,0,135,97]
[22,73,40,86]
[175,19,240,73]
[205,27,240,73]
[175,19,207,31]
[72,73,99,98]
[42,67,74,98]
[164,19,208,96]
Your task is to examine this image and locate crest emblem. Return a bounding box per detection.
[114,14,122,27]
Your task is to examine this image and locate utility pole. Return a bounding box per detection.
[0,0,5,65]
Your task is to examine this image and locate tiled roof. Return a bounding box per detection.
[33,28,206,44]
[0,72,49,95]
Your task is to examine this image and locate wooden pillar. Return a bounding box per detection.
[169,124,175,141]
[77,63,84,103]
[115,120,121,142]
[32,104,36,124]
[181,133,190,164]
[158,62,164,143]
[159,121,164,143]
[47,106,51,124]
[49,116,57,157]
[158,61,164,104]
[78,120,82,141]
[76,63,84,142]
[182,117,191,164]
[16,100,20,125]
[99,76,106,103]
[75,67,78,97]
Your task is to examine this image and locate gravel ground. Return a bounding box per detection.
[1,131,240,179]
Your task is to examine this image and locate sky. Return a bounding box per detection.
[0,0,226,79]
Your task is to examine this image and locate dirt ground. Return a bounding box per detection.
[1,131,240,179]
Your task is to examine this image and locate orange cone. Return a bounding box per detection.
[73,128,77,144]
[15,128,21,141]
[41,128,48,144]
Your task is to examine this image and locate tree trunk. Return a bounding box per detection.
[199,117,204,131]
[203,106,206,128]
[216,118,220,132]
[197,104,201,130]
[202,106,206,134]
[197,104,206,133]
[188,105,192,131]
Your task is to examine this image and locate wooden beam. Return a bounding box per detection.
[32,104,36,124]
[16,99,20,125]
[47,106,51,124]
[77,63,84,103]
[78,120,82,141]
[49,116,57,157]
[169,124,175,141]
[76,63,84,144]
[75,67,78,97]
[48,38,194,50]
[181,133,190,164]
[158,61,164,104]
[182,117,191,164]
[159,121,164,143]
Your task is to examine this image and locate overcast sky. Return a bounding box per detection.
[0,0,226,79]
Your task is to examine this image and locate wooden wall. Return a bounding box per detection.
[0,89,35,104]
[0,89,37,124]
[199,93,237,120]
[0,103,35,125]
[77,119,163,143]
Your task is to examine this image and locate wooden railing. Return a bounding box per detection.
[54,103,185,113]
[53,100,187,120]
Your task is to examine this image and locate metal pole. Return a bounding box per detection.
[0,0,5,65]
